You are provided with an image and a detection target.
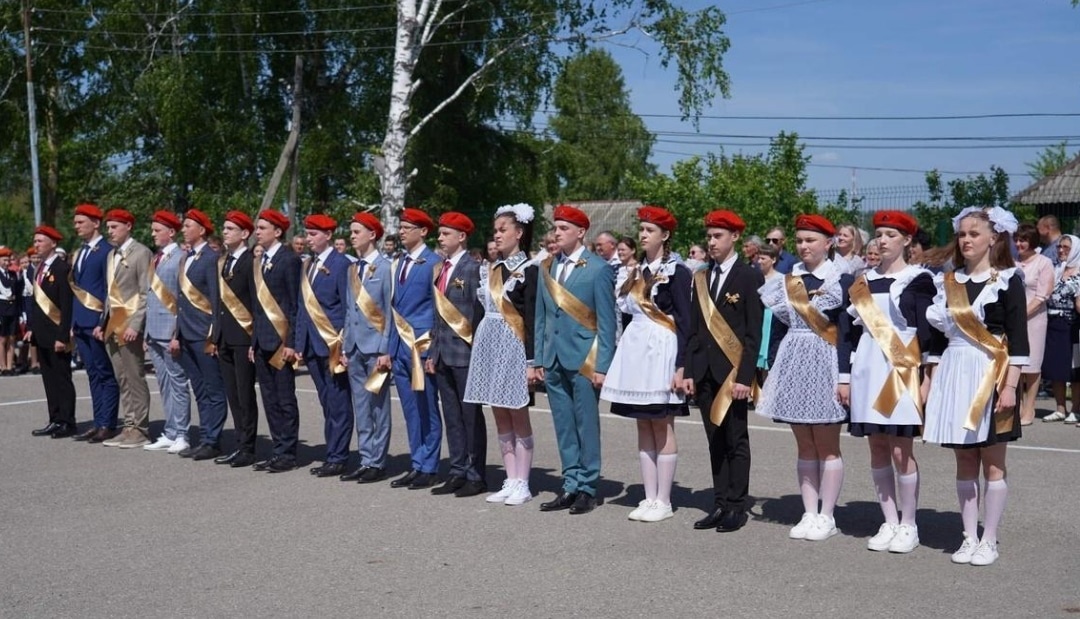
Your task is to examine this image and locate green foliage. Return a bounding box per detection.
[911,167,1014,245]
[1025,141,1077,180]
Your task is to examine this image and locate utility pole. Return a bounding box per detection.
[23,1,42,225]
[260,55,303,230]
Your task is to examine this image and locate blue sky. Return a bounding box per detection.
[597,0,1080,194]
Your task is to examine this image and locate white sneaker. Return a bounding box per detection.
[485,479,517,503]
[639,501,674,522]
[1065,413,1079,423]
[628,499,655,521]
[867,523,898,552]
[143,436,175,451]
[789,513,817,539]
[166,437,190,454]
[504,482,532,506]
[888,524,920,553]
[950,533,978,564]
[804,514,838,541]
[969,539,999,566]
[1043,411,1067,422]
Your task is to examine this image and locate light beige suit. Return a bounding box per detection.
[103,240,153,434]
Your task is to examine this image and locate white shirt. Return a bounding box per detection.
[709,252,740,296]
[262,241,282,268]
[400,243,427,281]
[184,241,207,275]
[358,248,380,283]
[556,246,587,282]
[78,234,104,272]
[309,246,334,281]
[112,237,134,272]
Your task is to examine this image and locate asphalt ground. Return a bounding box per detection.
[1,370,1078,618]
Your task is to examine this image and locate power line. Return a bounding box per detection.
[30,34,535,55]
[539,109,1080,121]
[32,3,418,18]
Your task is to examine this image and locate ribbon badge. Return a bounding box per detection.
[725,292,740,305]
[575,259,588,268]
[452,277,464,289]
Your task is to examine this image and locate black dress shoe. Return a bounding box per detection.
[190,445,221,461]
[316,462,347,478]
[32,423,60,437]
[430,476,466,495]
[72,427,97,442]
[454,480,488,498]
[178,445,198,458]
[50,423,76,438]
[87,428,119,444]
[214,450,244,465]
[569,493,598,515]
[390,470,418,488]
[717,511,749,532]
[266,457,298,473]
[339,466,370,482]
[309,463,326,476]
[357,467,386,483]
[229,452,257,468]
[540,491,579,512]
[694,508,728,530]
[408,472,436,489]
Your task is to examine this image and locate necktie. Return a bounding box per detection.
[223,255,235,278]
[262,252,270,272]
[557,256,571,284]
[188,248,196,258]
[308,258,319,283]
[436,259,452,293]
[357,259,367,283]
[709,265,723,301]
[398,256,412,285]
[641,265,652,281]
[78,243,91,272]
[36,265,46,287]
[153,251,163,268]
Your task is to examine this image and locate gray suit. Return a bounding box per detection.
[102,240,153,433]
[343,252,394,469]
[429,253,486,482]
[145,244,191,441]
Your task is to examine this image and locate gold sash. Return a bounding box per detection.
[252,256,291,370]
[390,256,433,390]
[540,257,599,379]
[68,248,104,313]
[489,265,526,342]
[149,256,177,315]
[34,280,62,327]
[848,276,922,418]
[432,261,474,346]
[178,254,213,316]
[785,274,838,346]
[349,262,391,394]
[104,250,142,341]
[299,267,345,374]
[628,271,676,333]
[693,270,758,425]
[218,254,253,336]
[944,273,1011,433]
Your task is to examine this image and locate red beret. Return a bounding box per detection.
[74,203,104,221]
[352,212,384,240]
[224,210,255,233]
[258,209,290,232]
[400,208,435,232]
[0,248,11,258]
[703,209,746,232]
[34,225,63,242]
[105,209,135,226]
[26,247,37,256]
[185,209,214,235]
[637,205,677,231]
[151,210,182,230]
[553,204,590,229]
[304,213,337,232]
[872,210,918,237]
[795,214,836,237]
[439,211,475,235]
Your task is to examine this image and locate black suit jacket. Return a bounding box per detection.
[429,254,484,368]
[252,245,301,353]
[685,260,765,386]
[29,258,73,349]
[216,249,256,347]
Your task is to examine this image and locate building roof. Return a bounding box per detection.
[541,200,643,239]
[1014,154,1080,205]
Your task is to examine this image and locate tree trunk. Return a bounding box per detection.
[379,1,422,235]
[43,85,59,226]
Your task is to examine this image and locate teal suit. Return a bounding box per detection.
[534,249,617,497]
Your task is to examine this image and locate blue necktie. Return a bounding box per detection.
[358,259,367,283]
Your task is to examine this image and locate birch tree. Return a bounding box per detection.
[379,0,732,231]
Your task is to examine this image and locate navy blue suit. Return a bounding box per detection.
[71,236,119,430]
[296,250,353,464]
[389,246,442,475]
[176,243,228,448]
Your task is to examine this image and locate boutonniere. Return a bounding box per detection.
[510,272,525,280]
[47,275,55,283]
[414,258,427,265]
[366,264,377,278]
[263,262,273,272]
[319,265,331,276]
[725,292,740,305]
[575,259,587,268]
[90,244,101,253]
[989,269,999,283]
[452,277,465,289]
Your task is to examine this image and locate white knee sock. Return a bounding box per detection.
[656,453,678,506]
[897,471,920,527]
[819,458,844,518]
[871,466,899,525]
[498,432,516,480]
[982,479,1008,544]
[797,459,821,515]
[956,479,980,539]
[639,450,658,501]
[514,435,534,484]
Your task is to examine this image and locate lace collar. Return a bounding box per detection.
[792,259,839,280]
[499,251,528,272]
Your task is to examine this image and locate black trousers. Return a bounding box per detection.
[37,343,76,426]
[254,348,299,459]
[219,343,258,453]
[435,361,487,482]
[694,374,751,512]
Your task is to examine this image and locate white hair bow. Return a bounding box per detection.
[951,206,1018,234]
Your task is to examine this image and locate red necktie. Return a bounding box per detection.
[437,260,452,293]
